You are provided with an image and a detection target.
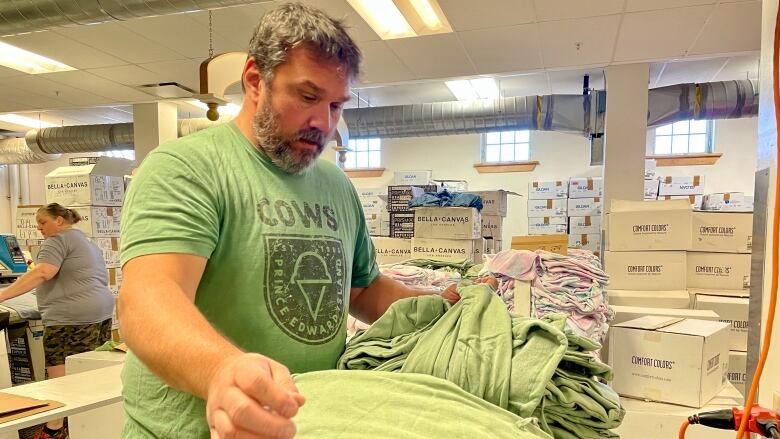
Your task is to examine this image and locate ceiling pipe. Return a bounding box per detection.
[0,0,273,37]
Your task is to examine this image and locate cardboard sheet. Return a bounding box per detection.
[0,393,64,424]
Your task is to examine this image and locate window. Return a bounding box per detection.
[653,119,712,155]
[482,130,531,163]
[344,138,381,169]
[97,150,135,160]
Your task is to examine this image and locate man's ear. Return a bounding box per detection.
[243,57,263,105]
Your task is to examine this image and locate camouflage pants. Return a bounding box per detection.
[43,319,112,367]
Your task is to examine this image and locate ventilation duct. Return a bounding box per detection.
[0,1,271,37]
[647,79,758,128]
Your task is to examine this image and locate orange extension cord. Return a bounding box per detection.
[680,4,780,439]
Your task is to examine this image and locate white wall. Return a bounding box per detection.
[0,165,10,233]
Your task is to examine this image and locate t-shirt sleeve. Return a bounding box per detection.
[36,235,67,268]
[349,189,380,288]
[120,150,221,267]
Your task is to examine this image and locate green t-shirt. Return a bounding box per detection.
[119,122,379,438]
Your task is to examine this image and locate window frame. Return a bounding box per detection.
[480,129,533,164]
[343,137,382,170]
[652,119,714,156]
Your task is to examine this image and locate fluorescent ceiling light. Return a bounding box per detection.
[347,0,451,40]
[445,80,478,101]
[189,100,241,117]
[0,42,75,74]
[0,114,58,129]
[445,78,500,101]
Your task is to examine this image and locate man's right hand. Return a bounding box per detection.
[206,353,306,439]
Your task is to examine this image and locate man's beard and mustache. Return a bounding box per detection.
[252,92,330,174]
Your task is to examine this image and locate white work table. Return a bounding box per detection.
[0,364,122,438]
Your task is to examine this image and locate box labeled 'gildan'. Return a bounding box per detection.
[72,206,122,237]
[528,199,567,217]
[609,316,730,408]
[607,199,692,251]
[413,207,481,240]
[568,198,602,216]
[371,237,411,265]
[411,238,484,263]
[645,159,657,180]
[358,188,386,214]
[394,170,432,186]
[604,251,687,291]
[687,252,751,290]
[569,216,601,235]
[703,193,751,212]
[658,175,706,196]
[528,180,568,200]
[568,234,600,254]
[693,294,749,351]
[569,177,603,199]
[692,212,753,254]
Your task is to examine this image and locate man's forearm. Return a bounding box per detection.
[118,277,242,399]
[350,275,432,323]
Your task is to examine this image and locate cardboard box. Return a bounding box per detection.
[568,177,603,199]
[88,237,120,268]
[45,159,131,206]
[431,179,468,192]
[357,188,386,214]
[107,267,122,289]
[371,237,411,265]
[644,179,660,199]
[567,198,603,216]
[692,212,753,254]
[528,199,568,217]
[413,207,481,240]
[528,218,568,235]
[607,199,693,251]
[394,170,432,186]
[389,212,414,239]
[568,234,600,254]
[569,216,601,235]
[511,235,567,255]
[481,215,503,238]
[692,294,749,351]
[728,351,747,396]
[645,159,657,180]
[687,252,751,290]
[610,306,720,326]
[604,251,687,291]
[411,238,483,263]
[608,290,690,309]
[386,185,438,212]
[366,212,389,237]
[469,190,515,217]
[528,180,568,200]
[609,316,730,408]
[15,205,43,241]
[702,193,751,212]
[71,206,122,237]
[658,195,704,210]
[658,175,706,196]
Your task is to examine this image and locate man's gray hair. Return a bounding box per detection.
[248,3,362,83]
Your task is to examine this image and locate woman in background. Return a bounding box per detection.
[0,203,115,439]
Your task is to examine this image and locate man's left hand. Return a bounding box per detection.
[440,276,499,304]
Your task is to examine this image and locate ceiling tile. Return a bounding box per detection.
[0,76,109,107]
[87,65,163,87]
[139,59,203,91]
[0,88,69,111]
[656,57,728,86]
[386,34,476,79]
[537,15,621,68]
[120,15,214,60]
[307,0,381,42]
[533,0,624,21]
[688,1,761,56]
[458,24,543,75]
[548,69,607,94]
[712,54,760,81]
[438,0,535,31]
[354,82,455,106]
[358,41,416,84]
[0,65,25,78]
[614,5,714,61]
[1,32,127,70]
[499,73,551,97]
[45,71,154,103]
[187,7,264,52]
[625,0,716,12]
[54,22,188,64]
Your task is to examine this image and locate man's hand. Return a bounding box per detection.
[206,353,306,439]
[440,276,499,304]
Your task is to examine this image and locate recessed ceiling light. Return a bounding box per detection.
[445,78,500,101]
[0,42,75,74]
[347,0,451,40]
[445,80,478,101]
[0,114,58,129]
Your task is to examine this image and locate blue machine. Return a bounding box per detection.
[0,234,27,282]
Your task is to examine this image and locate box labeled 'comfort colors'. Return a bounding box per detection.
[609,316,730,408]
[604,251,687,291]
[607,199,692,251]
[687,252,751,290]
[692,212,753,254]
[692,293,749,352]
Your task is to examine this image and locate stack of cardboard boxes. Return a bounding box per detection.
[604,199,753,399]
[43,159,129,330]
[471,190,511,253]
[655,175,707,209]
[358,188,389,237]
[527,180,568,236]
[567,177,603,256]
[410,206,484,264]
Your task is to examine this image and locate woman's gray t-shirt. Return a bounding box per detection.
[35,228,115,326]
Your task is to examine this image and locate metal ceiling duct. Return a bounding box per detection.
[647,79,759,128]
[25,123,134,154]
[0,0,271,36]
[0,138,61,164]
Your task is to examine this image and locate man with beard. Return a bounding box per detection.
[116,3,460,439]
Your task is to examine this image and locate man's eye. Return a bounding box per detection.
[302,94,316,102]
